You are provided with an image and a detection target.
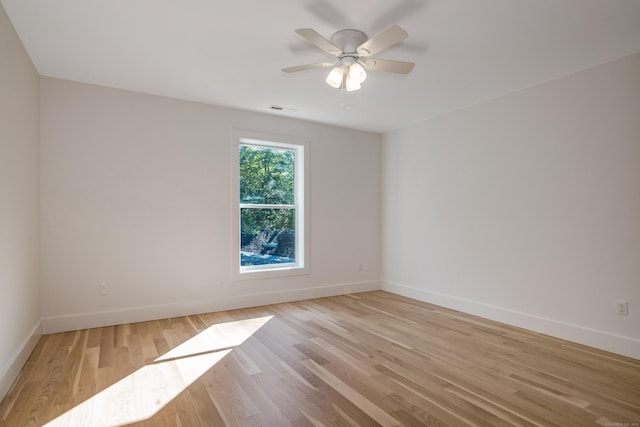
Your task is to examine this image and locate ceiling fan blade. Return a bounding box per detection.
[282,62,334,73]
[295,28,342,56]
[357,25,408,57]
[361,58,415,74]
[369,0,426,33]
[304,0,351,29]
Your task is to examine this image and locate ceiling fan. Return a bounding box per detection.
[282,25,415,91]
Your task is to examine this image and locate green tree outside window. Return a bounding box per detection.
[240,145,296,266]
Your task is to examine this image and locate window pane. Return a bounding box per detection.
[241,208,295,266]
[240,145,295,205]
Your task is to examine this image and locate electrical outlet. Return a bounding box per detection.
[99,282,109,296]
[358,263,363,272]
[616,300,628,316]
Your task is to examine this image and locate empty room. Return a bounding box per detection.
[1,0,639,425]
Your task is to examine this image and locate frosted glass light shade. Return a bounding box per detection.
[348,62,367,83]
[345,76,361,91]
[326,67,344,88]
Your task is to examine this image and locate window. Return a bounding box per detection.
[231,131,309,278]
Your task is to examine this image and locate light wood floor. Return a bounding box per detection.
[1,291,639,426]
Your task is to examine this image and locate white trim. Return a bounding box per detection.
[240,203,294,209]
[0,321,42,402]
[381,280,640,360]
[42,281,380,334]
[231,129,311,280]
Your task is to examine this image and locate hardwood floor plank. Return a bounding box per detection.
[2,291,639,426]
[202,363,264,426]
[185,380,228,426]
[301,358,403,426]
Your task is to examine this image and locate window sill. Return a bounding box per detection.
[233,264,310,281]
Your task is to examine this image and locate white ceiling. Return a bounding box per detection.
[3,0,640,133]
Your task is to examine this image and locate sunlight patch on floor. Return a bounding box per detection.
[44,315,273,427]
[156,315,273,362]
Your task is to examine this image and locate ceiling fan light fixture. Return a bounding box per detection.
[348,62,367,84]
[326,66,344,88]
[345,76,361,92]
[326,59,367,91]
[285,25,415,92]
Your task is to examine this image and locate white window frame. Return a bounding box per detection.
[231,129,310,280]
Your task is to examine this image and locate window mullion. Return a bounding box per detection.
[240,203,295,209]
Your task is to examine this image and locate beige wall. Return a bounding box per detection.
[39,77,381,332]
[0,3,40,399]
[382,53,640,358]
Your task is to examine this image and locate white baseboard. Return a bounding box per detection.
[381,280,640,360]
[0,321,42,402]
[42,281,380,334]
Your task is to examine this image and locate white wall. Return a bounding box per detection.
[0,3,41,400]
[40,77,381,332]
[382,53,640,359]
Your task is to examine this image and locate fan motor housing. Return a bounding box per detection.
[330,29,367,55]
